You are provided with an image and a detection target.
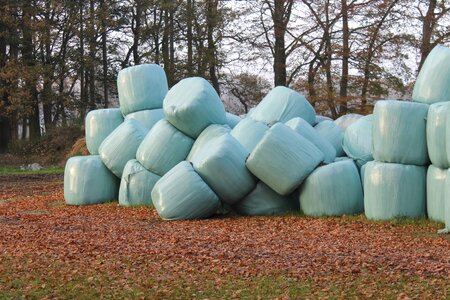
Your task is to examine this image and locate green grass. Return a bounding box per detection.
[0,165,64,175]
[0,258,447,299]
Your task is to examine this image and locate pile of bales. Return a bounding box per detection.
[64,45,450,233]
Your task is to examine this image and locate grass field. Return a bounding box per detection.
[0,171,448,299]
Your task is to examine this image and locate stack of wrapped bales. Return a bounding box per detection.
[413,45,450,231]
[65,64,168,206]
[364,100,428,220]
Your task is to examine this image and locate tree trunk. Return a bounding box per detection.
[79,0,86,117]
[272,0,289,87]
[88,0,96,110]
[187,0,193,76]
[100,0,108,108]
[339,0,349,115]
[206,0,220,95]
[22,2,40,140]
[418,0,437,71]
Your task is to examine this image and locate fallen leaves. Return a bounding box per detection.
[0,173,448,298]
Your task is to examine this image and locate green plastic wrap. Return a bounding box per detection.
[334,113,363,130]
[230,117,269,153]
[85,108,124,155]
[373,100,429,165]
[163,77,227,138]
[248,86,316,126]
[151,161,220,220]
[314,120,345,157]
[246,123,324,195]
[364,161,426,220]
[428,103,450,168]
[299,160,364,217]
[64,155,119,205]
[99,119,148,178]
[443,171,450,232]
[117,64,168,115]
[226,112,241,128]
[187,124,231,161]
[190,134,257,205]
[412,45,450,104]
[136,119,194,176]
[232,181,299,216]
[360,163,367,185]
[118,159,160,207]
[342,115,373,165]
[426,165,446,223]
[124,108,165,130]
[285,117,336,163]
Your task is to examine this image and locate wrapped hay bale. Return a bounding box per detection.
[85,108,123,155]
[364,161,426,220]
[246,123,324,195]
[230,117,269,153]
[124,108,165,130]
[151,161,220,220]
[99,119,148,178]
[248,86,316,126]
[342,114,373,166]
[117,64,168,115]
[426,165,446,223]
[190,134,257,205]
[299,160,363,217]
[64,155,119,205]
[441,172,450,233]
[119,159,160,207]
[163,77,227,138]
[413,45,450,104]
[226,112,241,128]
[286,117,336,163]
[314,120,345,157]
[373,100,429,165]
[187,124,231,161]
[232,181,299,216]
[427,102,450,168]
[334,113,363,130]
[136,119,194,176]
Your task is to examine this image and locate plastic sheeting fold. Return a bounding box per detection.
[64,155,119,205]
[412,45,450,104]
[187,124,231,161]
[299,160,364,217]
[190,134,257,205]
[226,112,241,128]
[426,165,446,223]
[286,117,336,163]
[85,108,123,155]
[232,182,299,216]
[99,119,148,178]
[230,117,269,153]
[364,161,426,220]
[314,120,345,157]
[342,114,373,165]
[246,123,324,195]
[151,161,220,220]
[117,64,168,115]
[372,100,429,165]
[163,77,227,138]
[124,109,165,130]
[427,102,450,168]
[119,159,161,207]
[247,86,316,126]
[334,113,363,130]
[136,119,194,176]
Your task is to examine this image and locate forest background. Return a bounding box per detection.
[0,0,449,153]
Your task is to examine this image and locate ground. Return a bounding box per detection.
[0,171,448,299]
